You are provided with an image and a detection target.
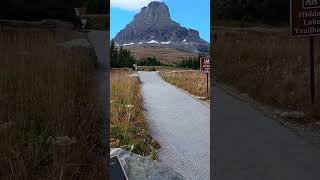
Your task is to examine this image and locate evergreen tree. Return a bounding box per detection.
[137,56,162,66]
[110,42,136,68]
[178,56,200,70]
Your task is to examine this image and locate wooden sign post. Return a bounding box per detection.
[200,56,211,96]
[290,0,320,103]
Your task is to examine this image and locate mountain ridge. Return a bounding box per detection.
[112,1,209,53]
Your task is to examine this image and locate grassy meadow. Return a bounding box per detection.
[0,29,106,179]
[160,70,210,100]
[214,26,320,118]
[110,70,158,159]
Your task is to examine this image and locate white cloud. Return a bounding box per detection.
[111,0,163,11]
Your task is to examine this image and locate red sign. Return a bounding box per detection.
[291,0,320,36]
[200,57,210,73]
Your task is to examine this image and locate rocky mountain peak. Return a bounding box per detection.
[140,1,170,20]
[131,1,178,29]
[113,1,209,53]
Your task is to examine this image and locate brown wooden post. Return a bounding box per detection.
[207,73,209,96]
[310,36,315,104]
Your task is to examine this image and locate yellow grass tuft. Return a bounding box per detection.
[110,70,157,159]
[160,70,211,99]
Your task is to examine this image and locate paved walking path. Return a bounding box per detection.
[212,86,320,180]
[138,71,210,180]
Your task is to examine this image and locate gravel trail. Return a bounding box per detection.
[138,71,210,180]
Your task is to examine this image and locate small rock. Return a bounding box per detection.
[152,139,161,149]
[240,93,249,98]
[280,112,289,117]
[129,74,139,78]
[0,121,15,131]
[271,115,278,119]
[315,122,320,126]
[125,104,135,109]
[280,111,305,119]
[197,96,207,101]
[274,110,282,115]
[51,136,77,146]
[130,74,140,81]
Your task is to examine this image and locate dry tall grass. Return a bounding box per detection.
[110,70,157,159]
[214,27,320,118]
[0,29,106,179]
[160,70,211,99]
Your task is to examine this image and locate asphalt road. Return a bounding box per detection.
[212,86,320,180]
[88,30,108,71]
[138,71,210,180]
[87,30,109,144]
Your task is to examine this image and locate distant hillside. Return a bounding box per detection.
[123,45,198,64]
